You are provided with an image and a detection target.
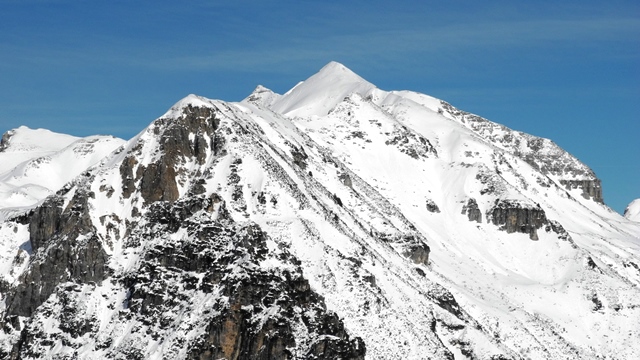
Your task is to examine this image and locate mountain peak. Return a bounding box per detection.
[243,85,281,107]
[269,61,377,117]
[160,94,216,119]
[316,61,361,80]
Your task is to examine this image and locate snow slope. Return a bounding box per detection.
[0,126,125,220]
[625,199,640,222]
[0,62,638,360]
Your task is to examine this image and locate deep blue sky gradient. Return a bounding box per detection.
[1,0,638,214]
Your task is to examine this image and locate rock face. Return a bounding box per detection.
[338,173,352,188]
[5,186,109,319]
[0,130,13,152]
[487,200,547,240]
[425,199,440,213]
[118,201,364,360]
[403,242,431,265]
[461,198,482,223]
[559,179,603,203]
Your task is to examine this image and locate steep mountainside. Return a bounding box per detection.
[0,62,638,360]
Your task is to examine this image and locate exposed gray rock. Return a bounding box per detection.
[559,179,603,204]
[544,219,576,247]
[403,242,431,266]
[0,129,13,152]
[426,199,440,213]
[28,196,64,251]
[141,106,221,204]
[120,156,138,199]
[4,185,109,320]
[461,198,482,223]
[426,283,464,320]
[5,233,108,319]
[139,161,180,203]
[384,125,438,159]
[487,200,547,240]
[289,143,308,169]
[339,173,353,188]
[120,199,364,360]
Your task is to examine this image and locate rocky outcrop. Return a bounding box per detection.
[461,198,482,223]
[288,143,309,170]
[139,161,180,203]
[404,242,431,266]
[339,173,353,188]
[4,186,109,319]
[559,179,603,204]
[28,196,64,251]
[425,199,440,213]
[0,130,13,152]
[119,156,138,199]
[5,234,108,319]
[487,200,547,240]
[384,125,438,159]
[119,104,223,204]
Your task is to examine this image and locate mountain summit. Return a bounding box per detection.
[270,61,378,117]
[1,62,638,359]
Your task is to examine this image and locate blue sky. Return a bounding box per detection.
[1,0,638,214]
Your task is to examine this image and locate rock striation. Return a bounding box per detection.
[487,200,547,240]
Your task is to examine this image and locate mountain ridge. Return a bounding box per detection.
[0,62,638,359]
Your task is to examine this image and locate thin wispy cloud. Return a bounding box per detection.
[132,16,640,72]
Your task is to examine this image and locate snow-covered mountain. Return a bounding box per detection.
[625,199,640,222]
[0,127,125,221]
[1,62,638,360]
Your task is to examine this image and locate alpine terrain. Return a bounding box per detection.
[0,62,638,360]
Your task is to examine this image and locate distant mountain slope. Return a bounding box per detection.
[626,199,640,222]
[0,126,125,220]
[0,62,638,360]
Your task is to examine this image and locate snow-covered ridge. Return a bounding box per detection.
[0,126,125,220]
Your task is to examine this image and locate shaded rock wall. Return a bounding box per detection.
[488,200,547,240]
[119,104,222,205]
[461,198,482,223]
[559,179,603,204]
[119,197,365,360]
[5,188,365,359]
[5,187,109,319]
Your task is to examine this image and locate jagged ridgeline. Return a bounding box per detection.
[0,62,638,360]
